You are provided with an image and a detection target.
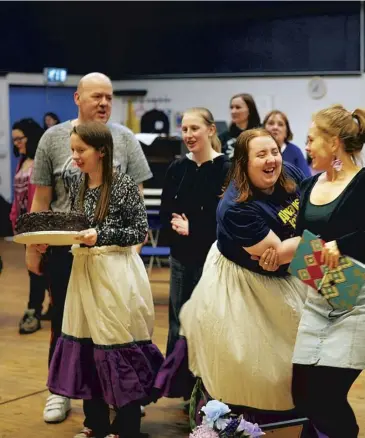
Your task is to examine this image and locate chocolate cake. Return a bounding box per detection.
[15,211,89,235]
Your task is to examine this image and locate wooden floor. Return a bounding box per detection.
[0,240,365,438]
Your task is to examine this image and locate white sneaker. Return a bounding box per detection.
[43,394,71,423]
[74,428,95,438]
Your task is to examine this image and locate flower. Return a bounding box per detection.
[222,417,241,435]
[241,421,265,437]
[195,401,265,437]
[189,425,220,437]
[215,417,231,431]
[201,400,231,429]
[236,418,248,433]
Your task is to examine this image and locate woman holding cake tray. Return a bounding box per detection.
[47,121,164,438]
[256,105,365,438]
[10,118,51,334]
[27,73,153,424]
[155,128,310,429]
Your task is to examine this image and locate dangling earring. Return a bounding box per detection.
[332,155,343,172]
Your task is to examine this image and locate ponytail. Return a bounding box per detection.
[211,132,221,152]
[352,108,365,148]
[313,105,365,155]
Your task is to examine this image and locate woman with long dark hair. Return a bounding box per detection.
[10,118,48,334]
[43,112,61,130]
[47,121,163,438]
[219,93,261,159]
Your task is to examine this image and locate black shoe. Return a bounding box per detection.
[19,309,41,334]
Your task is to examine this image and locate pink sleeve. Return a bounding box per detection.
[9,200,17,232]
[9,160,21,232]
[27,166,36,212]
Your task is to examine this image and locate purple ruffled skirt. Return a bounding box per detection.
[48,335,163,407]
[47,245,164,408]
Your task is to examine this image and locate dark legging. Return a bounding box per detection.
[23,243,48,317]
[44,246,73,366]
[166,257,203,356]
[292,363,361,438]
[83,398,141,438]
[28,270,47,317]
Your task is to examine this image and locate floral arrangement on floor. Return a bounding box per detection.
[189,400,265,438]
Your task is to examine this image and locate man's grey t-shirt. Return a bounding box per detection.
[31,121,152,212]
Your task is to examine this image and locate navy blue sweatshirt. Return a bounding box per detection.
[160,154,231,266]
[282,142,311,177]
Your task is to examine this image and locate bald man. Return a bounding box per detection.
[26,72,152,425]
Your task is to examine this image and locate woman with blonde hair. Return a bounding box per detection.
[160,107,231,356]
[257,104,365,438]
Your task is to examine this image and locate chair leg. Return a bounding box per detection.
[154,229,161,267]
[148,229,156,247]
[148,255,154,277]
[155,229,160,245]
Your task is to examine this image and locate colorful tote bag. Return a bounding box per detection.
[288,230,365,311]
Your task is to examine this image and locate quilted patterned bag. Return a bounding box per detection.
[288,230,365,311]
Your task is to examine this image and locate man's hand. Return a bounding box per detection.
[26,245,43,275]
[34,244,49,254]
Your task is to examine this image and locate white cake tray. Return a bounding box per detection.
[13,231,81,246]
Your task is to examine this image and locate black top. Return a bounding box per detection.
[160,154,231,266]
[219,124,245,159]
[303,195,343,231]
[296,169,365,264]
[70,172,148,247]
[217,163,305,277]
